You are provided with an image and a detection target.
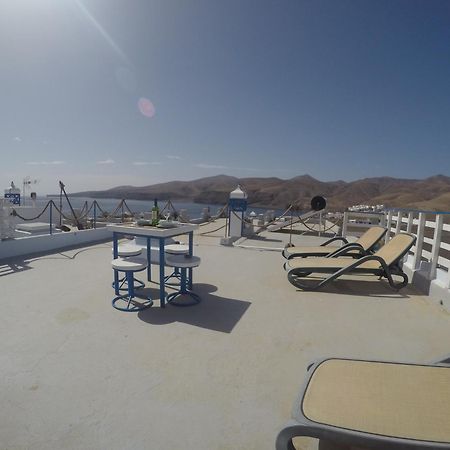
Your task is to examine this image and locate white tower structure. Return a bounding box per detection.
[227,185,248,238]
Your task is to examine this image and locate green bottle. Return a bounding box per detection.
[151,199,159,226]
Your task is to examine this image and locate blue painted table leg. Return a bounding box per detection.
[188,232,193,290]
[113,232,119,295]
[159,238,166,308]
[126,270,134,309]
[180,268,187,293]
[147,237,152,282]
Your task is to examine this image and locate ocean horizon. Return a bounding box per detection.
[32,196,283,218]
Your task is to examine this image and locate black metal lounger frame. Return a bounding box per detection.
[283,228,387,260]
[287,233,416,291]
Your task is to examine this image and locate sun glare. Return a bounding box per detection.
[138,98,156,118]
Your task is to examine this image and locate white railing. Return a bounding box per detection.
[342,210,450,291]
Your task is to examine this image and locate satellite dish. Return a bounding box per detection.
[311,196,326,211]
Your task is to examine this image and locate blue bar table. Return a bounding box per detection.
[108,222,198,307]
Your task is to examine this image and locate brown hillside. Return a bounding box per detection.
[72,174,450,212]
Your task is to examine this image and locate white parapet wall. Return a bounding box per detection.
[0,227,111,261]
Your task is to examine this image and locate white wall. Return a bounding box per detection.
[0,228,111,261]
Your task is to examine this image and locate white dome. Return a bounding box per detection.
[230,185,247,199]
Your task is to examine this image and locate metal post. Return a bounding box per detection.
[318,211,323,237]
[93,202,97,229]
[342,211,348,238]
[59,187,63,227]
[49,201,53,235]
[289,209,293,246]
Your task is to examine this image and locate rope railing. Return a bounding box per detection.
[11,201,52,221]
[294,211,343,234]
[252,203,294,234]
[198,204,228,227]
[10,197,327,240]
[9,198,230,228]
[160,199,179,217]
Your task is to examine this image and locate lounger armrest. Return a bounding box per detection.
[320,236,348,246]
[326,242,365,258]
[276,421,316,450]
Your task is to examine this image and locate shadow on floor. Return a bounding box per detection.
[290,276,411,299]
[0,243,112,278]
[244,235,283,243]
[137,283,251,333]
[0,260,32,277]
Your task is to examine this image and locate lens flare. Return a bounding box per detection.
[138,98,156,118]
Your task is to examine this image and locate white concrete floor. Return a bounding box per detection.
[1,220,450,450]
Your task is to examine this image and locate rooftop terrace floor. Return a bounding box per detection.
[1,220,450,450]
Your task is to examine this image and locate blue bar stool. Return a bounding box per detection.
[111,256,152,312]
[164,244,190,286]
[112,244,145,291]
[165,254,201,307]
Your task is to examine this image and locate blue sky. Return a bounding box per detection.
[1,0,449,194]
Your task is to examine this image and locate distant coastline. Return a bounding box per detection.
[66,174,450,212]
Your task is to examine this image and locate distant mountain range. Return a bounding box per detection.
[71,174,450,211]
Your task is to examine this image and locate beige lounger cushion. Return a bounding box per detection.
[352,226,386,251]
[284,226,386,257]
[303,359,450,443]
[287,233,415,272]
[373,233,414,266]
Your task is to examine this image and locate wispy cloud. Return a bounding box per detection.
[195,163,229,169]
[13,136,22,142]
[96,159,115,165]
[166,155,182,160]
[27,160,65,165]
[132,161,162,166]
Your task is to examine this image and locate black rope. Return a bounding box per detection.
[12,201,51,221]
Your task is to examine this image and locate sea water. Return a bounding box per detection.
[36,197,283,218]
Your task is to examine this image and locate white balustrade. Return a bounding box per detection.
[341,209,450,292]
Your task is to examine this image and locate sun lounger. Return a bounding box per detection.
[285,233,416,291]
[276,358,450,449]
[282,226,387,259]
